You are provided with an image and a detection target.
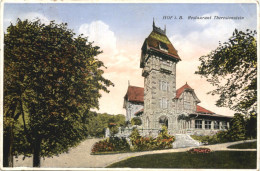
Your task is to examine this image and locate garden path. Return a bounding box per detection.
[13,138,256,168]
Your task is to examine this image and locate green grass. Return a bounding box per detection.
[227,141,257,149]
[107,151,256,169]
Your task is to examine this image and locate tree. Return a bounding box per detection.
[196,29,257,115]
[86,113,125,137]
[228,113,246,141]
[4,19,113,167]
[245,112,257,139]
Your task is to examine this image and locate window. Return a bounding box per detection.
[160,98,168,109]
[195,120,202,129]
[147,100,150,109]
[205,120,211,129]
[222,121,227,129]
[214,121,220,129]
[159,80,169,91]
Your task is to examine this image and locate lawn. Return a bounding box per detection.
[227,141,257,149]
[107,151,256,169]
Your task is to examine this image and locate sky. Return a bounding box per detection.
[3,3,257,116]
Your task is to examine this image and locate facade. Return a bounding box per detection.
[123,21,232,136]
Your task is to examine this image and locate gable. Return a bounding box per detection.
[175,83,200,103]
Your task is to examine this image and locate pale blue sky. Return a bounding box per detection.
[4,3,257,38]
[3,3,257,115]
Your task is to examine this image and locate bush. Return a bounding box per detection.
[191,131,230,145]
[91,139,115,153]
[129,126,175,151]
[131,117,142,126]
[91,137,130,153]
[188,148,211,154]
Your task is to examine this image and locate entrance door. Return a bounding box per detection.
[159,116,168,128]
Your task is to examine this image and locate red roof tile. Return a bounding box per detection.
[196,105,214,114]
[175,83,193,99]
[125,86,144,103]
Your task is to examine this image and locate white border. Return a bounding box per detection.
[0,0,259,171]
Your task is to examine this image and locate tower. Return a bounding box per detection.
[140,21,181,133]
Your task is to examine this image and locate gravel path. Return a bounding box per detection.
[13,139,256,168]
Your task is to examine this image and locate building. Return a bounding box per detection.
[123,21,232,136]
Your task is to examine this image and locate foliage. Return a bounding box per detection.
[87,113,125,137]
[131,117,142,126]
[245,112,257,139]
[188,148,211,154]
[91,137,130,154]
[129,127,175,151]
[196,29,257,115]
[228,113,246,141]
[107,151,256,169]
[191,131,230,145]
[91,139,114,153]
[4,19,113,166]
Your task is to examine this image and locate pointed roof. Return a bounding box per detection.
[175,83,201,103]
[141,21,181,68]
[175,83,192,98]
[124,86,144,103]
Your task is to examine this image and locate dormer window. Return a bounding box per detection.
[159,42,168,52]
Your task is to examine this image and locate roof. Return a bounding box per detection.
[125,86,144,103]
[175,83,193,99]
[143,23,181,61]
[134,108,144,116]
[196,105,214,114]
[194,105,233,119]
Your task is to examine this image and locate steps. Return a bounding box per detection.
[172,134,202,149]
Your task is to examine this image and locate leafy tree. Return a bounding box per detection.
[86,113,125,137]
[196,29,257,115]
[4,19,113,167]
[245,112,257,139]
[228,113,246,141]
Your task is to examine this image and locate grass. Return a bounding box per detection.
[227,141,257,149]
[107,151,256,169]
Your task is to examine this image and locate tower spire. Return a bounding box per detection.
[164,25,166,34]
[153,17,155,27]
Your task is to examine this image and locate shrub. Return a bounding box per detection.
[188,148,211,154]
[191,131,230,145]
[131,117,142,126]
[129,126,175,151]
[91,137,130,153]
[91,139,115,153]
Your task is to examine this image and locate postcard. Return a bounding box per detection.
[1,1,258,170]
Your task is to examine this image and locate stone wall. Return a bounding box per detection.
[142,54,178,131]
[125,101,143,121]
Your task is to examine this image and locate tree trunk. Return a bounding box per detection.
[3,126,14,167]
[33,138,41,167]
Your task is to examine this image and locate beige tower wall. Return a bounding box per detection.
[141,54,178,133]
